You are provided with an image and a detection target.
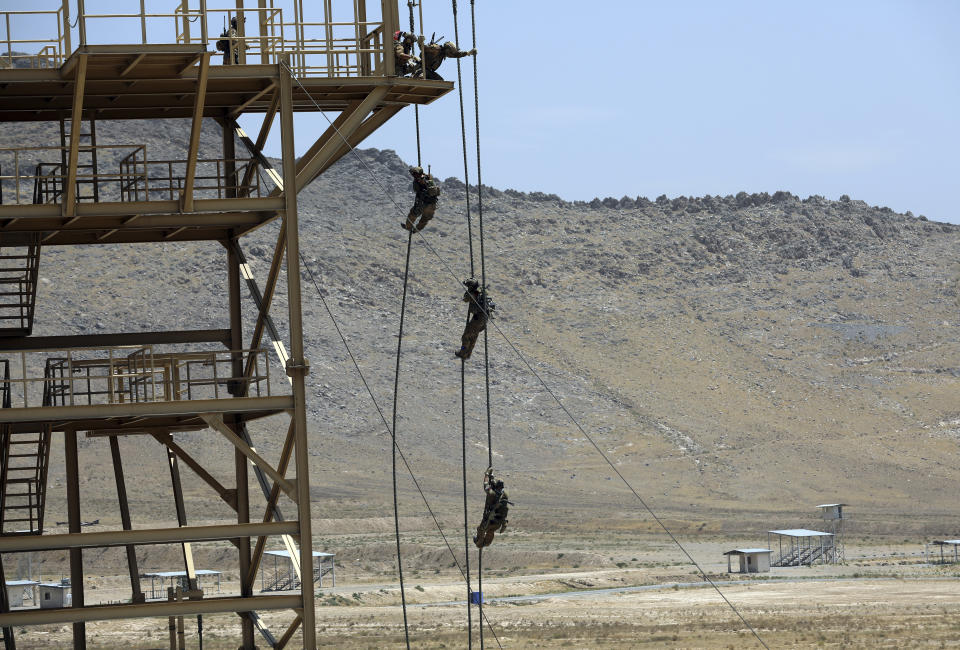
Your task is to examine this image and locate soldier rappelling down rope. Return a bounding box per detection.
[393,30,419,76]
[414,35,476,81]
[455,279,493,360]
[474,468,511,548]
[402,166,441,232]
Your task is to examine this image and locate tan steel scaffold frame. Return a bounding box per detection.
[0,2,452,648]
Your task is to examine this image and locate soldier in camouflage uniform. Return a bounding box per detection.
[418,40,476,80]
[474,468,510,549]
[216,17,247,65]
[403,166,440,232]
[455,279,493,360]
[393,31,419,76]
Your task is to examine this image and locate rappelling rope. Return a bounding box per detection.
[407,0,423,168]
[296,247,503,650]
[450,0,475,277]
[390,229,414,649]
[450,1,483,644]
[249,117,503,645]
[280,60,768,649]
[386,3,427,644]
[450,1,493,645]
[469,0,493,473]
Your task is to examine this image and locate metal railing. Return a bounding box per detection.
[0,145,142,206]
[0,145,265,206]
[0,346,277,409]
[0,8,67,69]
[118,149,265,202]
[3,2,395,79]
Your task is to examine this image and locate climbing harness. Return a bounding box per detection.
[473,467,510,549]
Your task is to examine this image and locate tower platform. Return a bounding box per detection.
[0,44,452,121]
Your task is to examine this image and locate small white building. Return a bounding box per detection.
[38,583,70,609]
[723,549,772,573]
[5,580,38,607]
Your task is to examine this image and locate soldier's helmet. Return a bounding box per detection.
[495,480,504,490]
[463,278,479,291]
[409,166,424,177]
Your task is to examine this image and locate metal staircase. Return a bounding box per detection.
[0,361,51,536]
[772,544,827,567]
[0,239,40,337]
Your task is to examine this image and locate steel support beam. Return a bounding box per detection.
[200,413,297,501]
[109,437,145,603]
[0,197,285,219]
[276,613,303,650]
[293,88,388,193]
[0,595,301,627]
[63,54,88,218]
[279,55,317,648]
[248,420,299,587]
[0,522,298,553]
[181,52,211,212]
[165,448,198,590]
[0,329,231,352]
[241,221,286,381]
[311,105,404,181]
[65,428,86,649]
[237,92,279,194]
[0,395,293,425]
[237,445,255,647]
[230,81,277,119]
[151,433,237,510]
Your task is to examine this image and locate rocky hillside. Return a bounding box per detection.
[4,118,959,538]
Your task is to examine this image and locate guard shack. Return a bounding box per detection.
[816,502,847,562]
[38,583,71,609]
[4,580,38,608]
[723,549,772,573]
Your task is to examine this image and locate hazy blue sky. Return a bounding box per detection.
[261,0,959,222]
[10,1,959,222]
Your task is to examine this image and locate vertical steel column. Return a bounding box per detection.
[199,0,208,44]
[235,0,247,64]
[77,0,87,47]
[225,123,243,398]
[63,54,87,217]
[278,55,316,648]
[165,449,198,591]
[65,428,85,649]
[227,210,255,650]
[109,436,144,603]
[381,0,397,75]
[61,0,72,56]
[236,442,255,648]
[258,0,269,64]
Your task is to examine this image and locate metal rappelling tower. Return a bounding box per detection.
[0,2,451,647]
